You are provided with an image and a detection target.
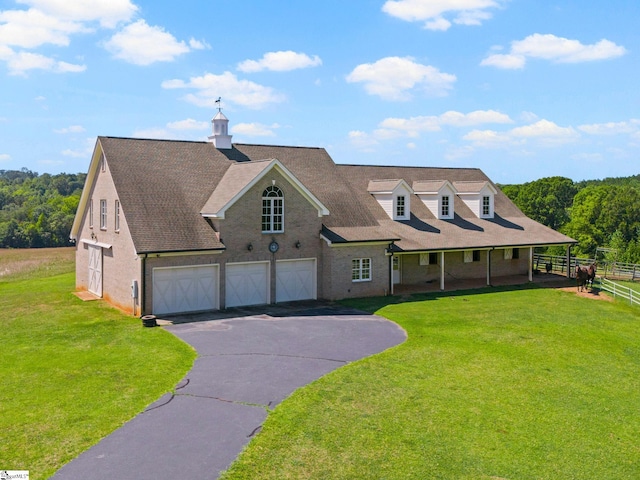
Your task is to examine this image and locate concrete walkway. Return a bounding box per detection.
[52,305,406,480]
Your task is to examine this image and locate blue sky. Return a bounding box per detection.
[1,0,638,184]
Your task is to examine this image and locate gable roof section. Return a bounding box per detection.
[95,137,228,253]
[367,179,411,194]
[336,164,576,251]
[413,180,455,194]
[453,180,498,195]
[201,158,329,219]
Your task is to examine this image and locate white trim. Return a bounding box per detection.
[320,235,393,248]
[144,250,223,258]
[80,238,112,249]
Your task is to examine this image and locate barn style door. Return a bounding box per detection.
[88,245,103,297]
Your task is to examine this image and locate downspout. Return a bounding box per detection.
[140,253,147,316]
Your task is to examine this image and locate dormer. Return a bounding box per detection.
[413,180,456,220]
[367,179,412,221]
[453,181,498,219]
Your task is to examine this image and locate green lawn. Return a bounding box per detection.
[0,249,196,479]
[222,285,640,480]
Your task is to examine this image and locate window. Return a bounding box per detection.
[396,195,405,218]
[482,196,491,216]
[115,200,120,232]
[464,250,481,263]
[513,248,520,259]
[429,252,438,265]
[441,195,450,217]
[89,199,93,228]
[100,199,107,230]
[262,186,284,233]
[352,258,371,282]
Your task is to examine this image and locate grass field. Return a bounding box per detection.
[221,285,640,480]
[0,248,196,480]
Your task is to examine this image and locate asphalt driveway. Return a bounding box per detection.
[52,305,406,480]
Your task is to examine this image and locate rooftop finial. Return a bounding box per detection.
[215,97,222,112]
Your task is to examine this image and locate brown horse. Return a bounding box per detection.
[576,263,597,292]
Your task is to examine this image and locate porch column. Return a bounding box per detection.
[440,251,445,291]
[566,244,572,278]
[486,249,491,286]
[529,247,533,282]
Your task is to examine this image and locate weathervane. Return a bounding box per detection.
[215,97,222,112]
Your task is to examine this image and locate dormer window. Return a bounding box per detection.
[453,181,497,219]
[368,179,412,221]
[482,196,491,217]
[441,195,450,217]
[414,180,456,220]
[396,196,406,218]
[262,186,283,233]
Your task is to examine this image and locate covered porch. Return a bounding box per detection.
[393,271,570,296]
[389,245,572,295]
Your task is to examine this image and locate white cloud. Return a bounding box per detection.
[54,125,85,133]
[382,0,501,31]
[166,118,209,131]
[0,8,88,48]
[375,110,512,138]
[578,119,640,135]
[238,50,322,73]
[0,153,11,161]
[61,137,94,157]
[232,122,280,136]
[480,53,525,69]
[464,119,580,148]
[104,20,191,65]
[162,71,286,109]
[17,0,138,28]
[0,0,135,74]
[482,33,626,69]
[5,51,85,75]
[510,119,579,141]
[131,127,171,139]
[346,56,456,100]
[188,38,210,50]
[348,130,379,151]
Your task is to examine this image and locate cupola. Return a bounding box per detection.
[208,101,233,149]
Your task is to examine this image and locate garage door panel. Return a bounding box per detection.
[276,259,316,303]
[226,262,269,308]
[153,265,219,315]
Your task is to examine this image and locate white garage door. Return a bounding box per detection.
[153,265,219,315]
[225,261,270,308]
[276,258,316,303]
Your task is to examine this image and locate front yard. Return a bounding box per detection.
[0,248,196,479]
[222,286,640,479]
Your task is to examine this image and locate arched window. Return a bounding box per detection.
[262,186,284,233]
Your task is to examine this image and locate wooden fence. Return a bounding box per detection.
[533,254,640,281]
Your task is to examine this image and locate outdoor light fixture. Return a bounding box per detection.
[295,241,301,249]
[247,243,253,251]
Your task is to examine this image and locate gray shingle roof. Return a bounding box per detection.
[99,137,575,253]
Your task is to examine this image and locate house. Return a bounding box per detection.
[70,111,576,316]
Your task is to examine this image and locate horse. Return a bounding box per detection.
[576,263,597,292]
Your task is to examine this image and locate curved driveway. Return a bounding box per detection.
[53,306,406,480]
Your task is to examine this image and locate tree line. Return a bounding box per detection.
[2,167,639,264]
[0,169,85,248]
[500,174,640,264]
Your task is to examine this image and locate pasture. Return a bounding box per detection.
[222,286,640,479]
[0,248,196,479]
